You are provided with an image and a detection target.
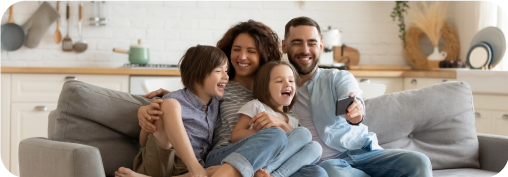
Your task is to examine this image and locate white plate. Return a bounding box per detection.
[470,27,506,67]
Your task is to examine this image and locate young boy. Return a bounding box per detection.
[115,45,229,177]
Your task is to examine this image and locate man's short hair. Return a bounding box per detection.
[284,16,321,40]
[179,45,228,93]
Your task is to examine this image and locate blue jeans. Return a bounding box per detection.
[319,149,432,177]
[205,127,288,177]
[264,127,324,177]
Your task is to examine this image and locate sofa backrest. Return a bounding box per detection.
[363,81,480,170]
[48,80,151,176]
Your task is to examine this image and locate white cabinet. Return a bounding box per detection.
[356,77,404,94]
[9,103,56,175]
[472,94,508,136]
[403,78,456,90]
[493,111,508,136]
[473,109,492,134]
[1,74,11,171]
[11,74,129,103]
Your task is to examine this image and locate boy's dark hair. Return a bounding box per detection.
[284,16,321,40]
[253,61,300,121]
[217,20,282,80]
[179,45,228,93]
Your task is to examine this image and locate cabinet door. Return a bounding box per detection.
[493,111,508,136]
[9,103,56,176]
[426,78,457,86]
[474,109,492,134]
[1,74,11,170]
[356,77,403,94]
[11,74,129,103]
[404,78,427,90]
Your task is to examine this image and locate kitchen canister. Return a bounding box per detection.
[319,26,342,66]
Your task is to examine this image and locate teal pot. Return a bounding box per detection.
[113,39,150,64]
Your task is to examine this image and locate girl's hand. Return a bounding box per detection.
[142,88,170,99]
[138,99,164,133]
[249,111,287,131]
[344,92,364,124]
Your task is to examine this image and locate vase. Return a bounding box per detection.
[427,47,447,70]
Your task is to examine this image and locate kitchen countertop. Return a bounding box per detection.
[0,67,456,78]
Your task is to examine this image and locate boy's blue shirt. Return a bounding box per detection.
[305,68,383,152]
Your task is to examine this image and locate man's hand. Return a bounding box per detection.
[142,88,170,99]
[138,99,164,133]
[249,111,289,131]
[344,92,364,124]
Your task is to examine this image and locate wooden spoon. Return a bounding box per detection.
[54,1,62,44]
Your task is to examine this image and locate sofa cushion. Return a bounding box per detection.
[363,81,480,170]
[433,168,498,177]
[49,80,152,176]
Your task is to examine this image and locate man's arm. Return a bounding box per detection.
[334,71,365,125]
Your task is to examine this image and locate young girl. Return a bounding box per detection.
[114,45,229,177]
[232,61,322,177]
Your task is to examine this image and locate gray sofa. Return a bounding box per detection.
[18,80,507,177]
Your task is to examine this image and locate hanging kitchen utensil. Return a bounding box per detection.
[22,1,60,48]
[62,2,73,51]
[54,1,62,44]
[73,2,87,53]
[1,5,25,51]
[113,39,150,64]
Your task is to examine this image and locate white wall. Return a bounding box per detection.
[1,1,407,68]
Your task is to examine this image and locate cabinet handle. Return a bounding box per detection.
[34,106,48,111]
[65,76,77,81]
[410,79,417,85]
[359,78,370,83]
[503,114,508,120]
[474,112,481,118]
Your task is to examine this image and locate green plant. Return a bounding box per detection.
[390,1,410,44]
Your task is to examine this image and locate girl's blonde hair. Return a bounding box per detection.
[253,61,300,121]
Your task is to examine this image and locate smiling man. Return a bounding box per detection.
[282,16,433,177]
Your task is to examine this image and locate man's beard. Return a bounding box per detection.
[287,52,319,75]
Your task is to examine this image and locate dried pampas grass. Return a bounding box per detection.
[404,22,461,71]
[408,1,449,47]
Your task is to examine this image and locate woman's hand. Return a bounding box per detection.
[142,88,170,99]
[249,111,292,131]
[344,92,364,124]
[138,99,164,133]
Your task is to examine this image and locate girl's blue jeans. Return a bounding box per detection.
[205,127,327,177]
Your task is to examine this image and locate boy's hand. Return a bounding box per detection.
[344,92,364,124]
[142,88,170,99]
[138,99,164,133]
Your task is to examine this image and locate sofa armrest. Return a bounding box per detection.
[19,137,106,177]
[478,133,508,172]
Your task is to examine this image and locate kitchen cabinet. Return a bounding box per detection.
[356,77,404,94]
[472,94,508,136]
[493,111,508,136]
[1,74,11,171]
[473,109,493,134]
[11,74,129,103]
[10,103,57,175]
[403,78,456,90]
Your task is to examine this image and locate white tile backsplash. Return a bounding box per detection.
[1,1,410,68]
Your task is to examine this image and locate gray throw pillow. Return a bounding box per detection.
[363,81,479,169]
[49,80,152,176]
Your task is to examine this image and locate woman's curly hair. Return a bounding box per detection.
[217,20,282,79]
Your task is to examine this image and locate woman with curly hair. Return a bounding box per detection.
[135,20,327,177]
